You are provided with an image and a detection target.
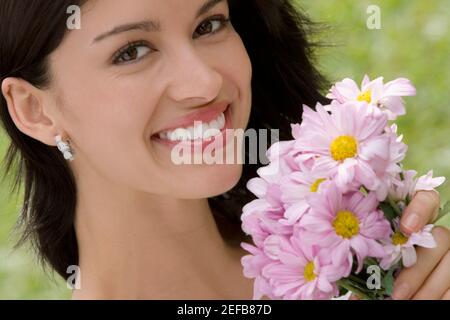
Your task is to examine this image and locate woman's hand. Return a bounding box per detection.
[392,190,450,300]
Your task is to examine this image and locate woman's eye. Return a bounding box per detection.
[112,42,152,65]
[193,16,230,39]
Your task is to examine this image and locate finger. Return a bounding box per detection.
[442,289,450,300]
[401,190,440,235]
[392,226,450,300]
[412,251,450,300]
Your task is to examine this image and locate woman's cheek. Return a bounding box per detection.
[67,95,149,171]
[219,32,252,83]
[219,33,253,125]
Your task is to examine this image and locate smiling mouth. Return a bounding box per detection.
[151,104,232,144]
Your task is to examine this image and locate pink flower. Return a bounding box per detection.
[261,234,343,300]
[389,169,446,202]
[279,162,331,225]
[239,76,444,300]
[294,103,394,199]
[368,124,408,200]
[242,153,296,246]
[241,199,292,247]
[388,170,418,202]
[242,141,314,243]
[380,219,436,269]
[415,170,446,193]
[245,140,303,204]
[326,75,416,120]
[240,242,279,300]
[265,140,302,172]
[299,183,391,275]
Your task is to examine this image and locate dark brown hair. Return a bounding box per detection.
[0,0,328,280]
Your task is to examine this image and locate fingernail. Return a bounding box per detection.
[392,282,410,300]
[403,212,420,231]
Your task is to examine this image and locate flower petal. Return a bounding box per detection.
[401,246,417,267]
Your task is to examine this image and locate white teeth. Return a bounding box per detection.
[158,112,226,142]
[217,113,225,128]
[171,128,191,141]
[203,127,220,140]
[158,132,168,140]
[193,123,203,139]
[202,122,210,133]
[186,126,195,140]
[209,119,219,131]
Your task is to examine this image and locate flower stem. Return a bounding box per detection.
[337,279,373,300]
[348,275,368,286]
[388,196,403,217]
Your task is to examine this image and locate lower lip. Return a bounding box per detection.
[151,104,233,151]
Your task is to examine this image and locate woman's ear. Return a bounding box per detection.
[1,77,58,146]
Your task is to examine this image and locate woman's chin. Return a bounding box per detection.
[176,163,244,199]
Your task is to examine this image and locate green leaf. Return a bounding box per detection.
[378,202,398,221]
[382,268,395,296]
[337,279,374,300]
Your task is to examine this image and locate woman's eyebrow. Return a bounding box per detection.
[197,0,225,18]
[92,21,160,44]
[91,0,225,45]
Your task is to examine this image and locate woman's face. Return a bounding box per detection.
[49,0,253,198]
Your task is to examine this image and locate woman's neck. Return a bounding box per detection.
[71,170,251,299]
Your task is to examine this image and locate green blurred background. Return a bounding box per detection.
[0,0,449,299]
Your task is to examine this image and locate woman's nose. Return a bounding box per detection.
[165,48,223,105]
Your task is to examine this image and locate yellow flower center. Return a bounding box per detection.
[391,231,409,245]
[310,178,326,193]
[330,136,358,161]
[303,261,317,282]
[357,90,372,103]
[333,210,360,239]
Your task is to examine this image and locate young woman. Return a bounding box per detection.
[0,0,449,299]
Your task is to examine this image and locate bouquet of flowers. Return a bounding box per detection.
[240,75,448,300]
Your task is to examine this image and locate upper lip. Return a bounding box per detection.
[153,101,230,135]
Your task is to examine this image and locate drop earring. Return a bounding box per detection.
[55,134,75,161]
